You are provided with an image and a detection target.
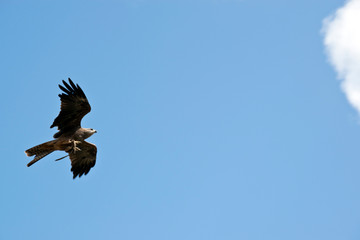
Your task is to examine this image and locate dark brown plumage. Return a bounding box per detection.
[25,78,97,179]
[51,78,91,138]
[69,141,97,178]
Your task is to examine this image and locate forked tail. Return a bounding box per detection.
[25,140,56,167]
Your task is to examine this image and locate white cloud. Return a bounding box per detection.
[323,0,360,113]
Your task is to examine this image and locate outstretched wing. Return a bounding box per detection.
[51,78,91,138]
[69,141,97,179]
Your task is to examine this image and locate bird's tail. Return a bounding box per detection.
[25,140,56,167]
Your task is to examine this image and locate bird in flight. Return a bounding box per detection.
[25,78,97,179]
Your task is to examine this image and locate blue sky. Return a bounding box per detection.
[1,0,360,239]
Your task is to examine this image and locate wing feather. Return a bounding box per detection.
[58,85,72,95]
[51,78,91,138]
[69,79,78,90]
[69,141,97,179]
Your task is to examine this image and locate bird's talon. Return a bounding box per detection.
[69,140,82,153]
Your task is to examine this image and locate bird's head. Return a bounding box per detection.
[85,128,97,137]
